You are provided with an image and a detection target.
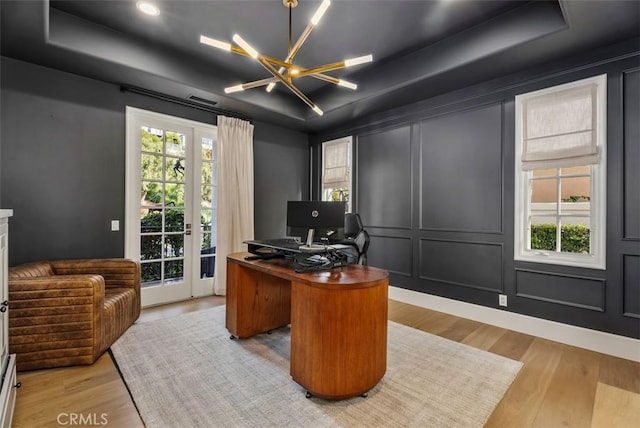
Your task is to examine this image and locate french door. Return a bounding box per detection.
[125,107,217,307]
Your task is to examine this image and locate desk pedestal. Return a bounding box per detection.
[226,253,388,400]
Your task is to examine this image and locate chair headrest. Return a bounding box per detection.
[344,213,364,238]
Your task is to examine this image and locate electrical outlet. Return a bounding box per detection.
[111,220,120,231]
[499,294,507,307]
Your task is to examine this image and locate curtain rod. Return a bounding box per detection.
[120,85,252,123]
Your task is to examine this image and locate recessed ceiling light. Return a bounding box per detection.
[136,1,160,17]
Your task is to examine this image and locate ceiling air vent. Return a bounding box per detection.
[188,95,218,106]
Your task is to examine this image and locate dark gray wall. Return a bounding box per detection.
[0,57,309,265]
[313,40,640,339]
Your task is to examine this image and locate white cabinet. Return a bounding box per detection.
[0,210,15,428]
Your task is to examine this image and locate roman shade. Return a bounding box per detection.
[521,84,599,170]
[322,138,350,186]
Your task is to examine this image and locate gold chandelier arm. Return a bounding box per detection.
[227,45,293,69]
[296,60,347,77]
[287,22,314,63]
[287,0,330,62]
[309,73,357,90]
[267,0,331,92]
[257,58,323,115]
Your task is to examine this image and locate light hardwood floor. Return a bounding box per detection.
[12,296,640,427]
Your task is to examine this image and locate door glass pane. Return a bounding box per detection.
[199,135,217,283]
[141,127,163,153]
[164,260,184,281]
[165,184,185,207]
[141,181,162,208]
[141,154,163,180]
[164,209,184,232]
[165,132,186,157]
[200,256,215,278]
[141,262,161,286]
[201,186,212,208]
[140,208,162,233]
[141,235,162,260]
[165,157,186,183]
[164,234,184,258]
[201,162,216,185]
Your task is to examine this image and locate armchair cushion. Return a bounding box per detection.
[8,258,141,371]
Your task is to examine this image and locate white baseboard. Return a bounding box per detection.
[389,286,640,362]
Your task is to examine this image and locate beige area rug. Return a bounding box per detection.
[111,306,522,428]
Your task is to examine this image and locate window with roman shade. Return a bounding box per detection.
[514,74,607,270]
[321,136,352,211]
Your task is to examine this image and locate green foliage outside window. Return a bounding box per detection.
[329,188,349,202]
[531,224,590,253]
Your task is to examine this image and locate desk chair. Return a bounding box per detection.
[339,213,370,265]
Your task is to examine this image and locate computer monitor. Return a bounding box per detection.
[287,200,346,243]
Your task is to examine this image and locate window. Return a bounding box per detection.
[514,74,606,269]
[321,136,352,211]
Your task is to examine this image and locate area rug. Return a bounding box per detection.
[111,306,522,427]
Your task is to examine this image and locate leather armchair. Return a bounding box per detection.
[8,258,141,371]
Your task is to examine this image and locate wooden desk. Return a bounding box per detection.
[226,252,389,400]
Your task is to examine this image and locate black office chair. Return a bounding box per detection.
[339,213,370,265]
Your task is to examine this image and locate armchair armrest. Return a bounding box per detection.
[8,275,105,368]
[51,259,141,322]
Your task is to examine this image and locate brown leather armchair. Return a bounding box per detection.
[8,258,141,371]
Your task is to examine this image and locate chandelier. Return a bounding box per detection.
[200,0,373,116]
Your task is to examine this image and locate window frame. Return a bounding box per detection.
[514,74,607,270]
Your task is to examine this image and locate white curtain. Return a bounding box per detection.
[522,84,599,170]
[214,116,254,295]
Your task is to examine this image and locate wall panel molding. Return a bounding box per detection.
[515,269,606,312]
[356,124,413,230]
[419,238,503,292]
[622,68,640,240]
[622,254,640,318]
[367,235,412,277]
[419,102,504,234]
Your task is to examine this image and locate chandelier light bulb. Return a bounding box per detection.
[136,1,160,16]
[200,35,231,52]
[225,84,245,94]
[233,34,259,59]
[312,105,324,116]
[311,0,331,26]
[344,54,373,68]
[337,79,357,90]
[266,82,276,92]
